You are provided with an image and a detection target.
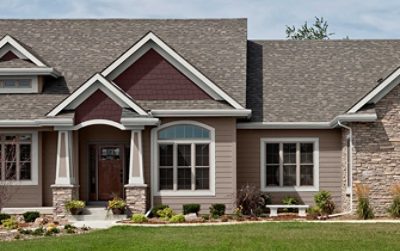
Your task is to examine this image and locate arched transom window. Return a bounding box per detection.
[154,122,215,196]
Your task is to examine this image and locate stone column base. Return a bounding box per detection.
[51,184,79,216]
[125,184,147,215]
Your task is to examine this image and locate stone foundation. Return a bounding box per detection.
[51,185,79,216]
[125,184,147,214]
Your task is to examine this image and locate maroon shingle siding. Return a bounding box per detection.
[114,49,211,100]
[0,51,18,61]
[75,90,122,124]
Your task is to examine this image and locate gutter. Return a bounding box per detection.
[0,67,61,78]
[150,109,252,118]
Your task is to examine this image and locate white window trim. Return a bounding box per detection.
[151,121,215,197]
[0,131,38,186]
[0,76,38,93]
[260,137,319,192]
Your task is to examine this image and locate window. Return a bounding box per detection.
[0,79,32,88]
[261,138,319,192]
[0,133,36,183]
[153,122,215,196]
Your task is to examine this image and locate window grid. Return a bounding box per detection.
[265,141,315,188]
[0,79,32,88]
[0,134,32,182]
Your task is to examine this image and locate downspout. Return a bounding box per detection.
[336,121,353,215]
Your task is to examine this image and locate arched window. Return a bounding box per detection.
[153,121,215,196]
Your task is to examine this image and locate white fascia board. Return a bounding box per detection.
[0,68,60,77]
[47,73,148,117]
[347,67,400,113]
[0,118,73,127]
[237,113,377,129]
[150,109,252,117]
[101,32,244,110]
[120,117,160,126]
[0,35,46,67]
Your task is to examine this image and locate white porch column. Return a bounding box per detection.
[52,130,78,216]
[128,130,144,185]
[55,130,75,185]
[125,129,147,214]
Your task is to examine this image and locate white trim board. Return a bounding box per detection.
[47,73,148,117]
[150,109,251,117]
[101,32,244,110]
[347,67,400,113]
[237,113,377,129]
[0,35,46,67]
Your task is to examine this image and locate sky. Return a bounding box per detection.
[1,0,400,39]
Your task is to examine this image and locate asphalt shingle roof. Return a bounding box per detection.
[247,40,400,122]
[0,19,247,119]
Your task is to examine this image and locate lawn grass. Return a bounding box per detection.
[2,222,400,251]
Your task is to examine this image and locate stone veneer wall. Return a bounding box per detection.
[349,84,400,215]
[125,185,147,214]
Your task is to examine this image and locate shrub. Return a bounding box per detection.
[23,211,40,223]
[2,217,18,229]
[355,183,374,219]
[46,226,60,235]
[314,190,335,215]
[183,204,201,215]
[107,197,126,209]
[32,227,45,236]
[282,196,298,213]
[388,184,400,218]
[169,214,185,223]
[18,228,33,235]
[307,206,321,219]
[65,200,85,211]
[209,204,225,218]
[157,207,175,220]
[152,204,169,217]
[0,213,10,224]
[132,214,148,223]
[237,184,271,216]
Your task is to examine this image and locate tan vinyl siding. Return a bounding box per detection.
[237,129,343,209]
[152,118,237,214]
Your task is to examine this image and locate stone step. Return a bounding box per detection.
[67,206,128,221]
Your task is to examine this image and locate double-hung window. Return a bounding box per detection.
[261,138,319,192]
[0,132,38,185]
[154,122,215,196]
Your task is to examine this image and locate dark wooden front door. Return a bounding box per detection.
[98,145,124,200]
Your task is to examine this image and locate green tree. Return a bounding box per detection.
[286,16,334,40]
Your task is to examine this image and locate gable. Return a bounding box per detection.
[0,51,18,62]
[75,89,122,124]
[114,49,211,100]
[0,35,46,67]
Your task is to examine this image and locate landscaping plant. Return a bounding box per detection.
[0,213,10,224]
[169,214,185,223]
[152,204,169,217]
[108,197,126,215]
[237,184,271,216]
[131,214,148,223]
[282,196,298,212]
[209,204,225,218]
[157,207,175,220]
[65,200,86,215]
[2,217,18,229]
[314,190,335,215]
[23,211,40,223]
[183,204,201,215]
[388,183,400,218]
[355,183,374,219]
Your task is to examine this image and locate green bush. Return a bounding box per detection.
[32,227,45,236]
[314,190,335,215]
[152,204,169,217]
[107,197,126,209]
[0,213,11,225]
[65,200,85,210]
[169,214,185,223]
[282,196,298,213]
[388,184,400,218]
[18,228,33,235]
[157,207,175,220]
[23,211,40,223]
[2,217,18,229]
[209,204,225,218]
[183,204,201,215]
[132,214,148,223]
[356,183,374,220]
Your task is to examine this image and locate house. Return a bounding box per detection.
[0,19,398,216]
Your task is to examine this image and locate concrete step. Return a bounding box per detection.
[68,206,128,221]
